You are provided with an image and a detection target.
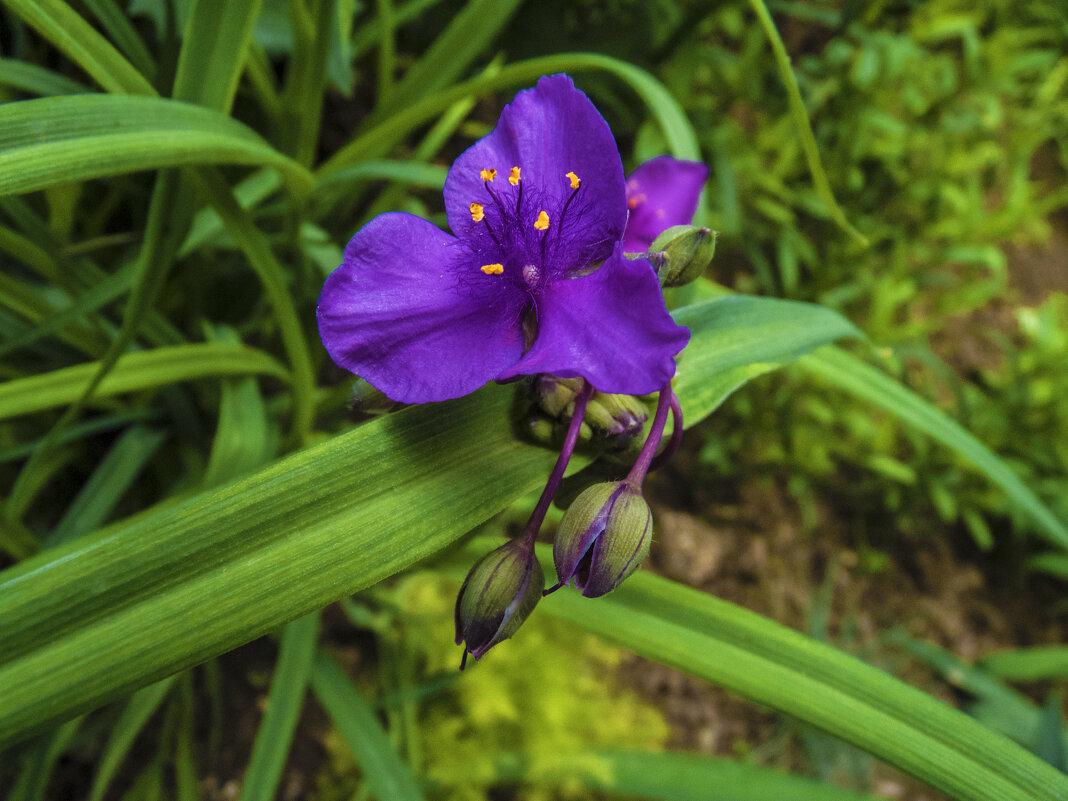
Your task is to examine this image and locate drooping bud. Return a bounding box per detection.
[584,393,648,438]
[454,539,544,668]
[533,376,648,440]
[649,225,716,287]
[550,481,652,598]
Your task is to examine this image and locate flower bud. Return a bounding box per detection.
[454,539,544,667]
[649,225,716,287]
[533,376,648,440]
[552,481,652,598]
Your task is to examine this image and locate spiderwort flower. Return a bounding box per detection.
[622,156,709,254]
[318,75,689,404]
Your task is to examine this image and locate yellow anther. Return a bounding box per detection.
[566,171,580,189]
[481,263,504,275]
[628,192,647,209]
[469,202,484,222]
[480,168,497,181]
[509,166,521,185]
[534,211,550,231]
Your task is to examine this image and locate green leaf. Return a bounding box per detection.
[1,0,156,96]
[47,425,166,548]
[488,748,881,801]
[310,648,427,801]
[238,613,318,801]
[982,647,1068,683]
[0,58,89,96]
[0,95,313,197]
[80,0,158,82]
[0,343,289,422]
[672,295,862,426]
[87,678,177,801]
[0,386,562,744]
[799,346,1068,550]
[172,0,263,114]
[515,544,1068,801]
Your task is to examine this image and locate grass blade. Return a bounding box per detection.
[983,647,1068,683]
[311,648,426,801]
[238,613,319,801]
[0,95,313,197]
[0,343,289,422]
[1,0,156,96]
[799,346,1068,549]
[0,58,89,96]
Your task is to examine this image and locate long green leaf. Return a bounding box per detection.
[0,58,89,96]
[0,387,562,744]
[0,95,312,197]
[799,346,1068,549]
[983,647,1068,683]
[172,0,263,114]
[0,0,156,96]
[501,543,1068,801]
[673,295,861,425]
[311,649,426,801]
[487,749,880,801]
[0,343,289,422]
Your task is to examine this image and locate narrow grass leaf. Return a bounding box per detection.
[311,649,426,801]
[1,0,156,96]
[0,58,89,96]
[488,748,882,801]
[172,0,263,114]
[86,677,177,801]
[0,95,313,197]
[0,343,289,422]
[799,346,1068,550]
[238,613,318,801]
[983,647,1068,683]
[746,0,867,245]
[80,0,158,81]
[47,426,167,548]
[7,717,82,801]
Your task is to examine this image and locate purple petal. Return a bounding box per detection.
[444,74,627,251]
[496,244,690,395]
[623,156,708,252]
[317,213,525,403]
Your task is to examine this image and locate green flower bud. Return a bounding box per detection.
[533,376,648,440]
[649,225,717,287]
[550,481,652,598]
[454,539,544,668]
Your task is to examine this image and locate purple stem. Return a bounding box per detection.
[521,380,594,545]
[626,382,674,486]
[647,391,683,473]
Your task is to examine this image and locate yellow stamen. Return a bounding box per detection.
[469,202,484,222]
[509,166,521,185]
[480,168,497,181]
[534,210,550,231]
[566,171,580,189]
[481,263,504,275]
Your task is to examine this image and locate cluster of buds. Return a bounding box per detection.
[632,224,717,288]
[455,378,682,668]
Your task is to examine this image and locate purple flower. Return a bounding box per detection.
[317,75,689,404]
[622,155,709,253]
